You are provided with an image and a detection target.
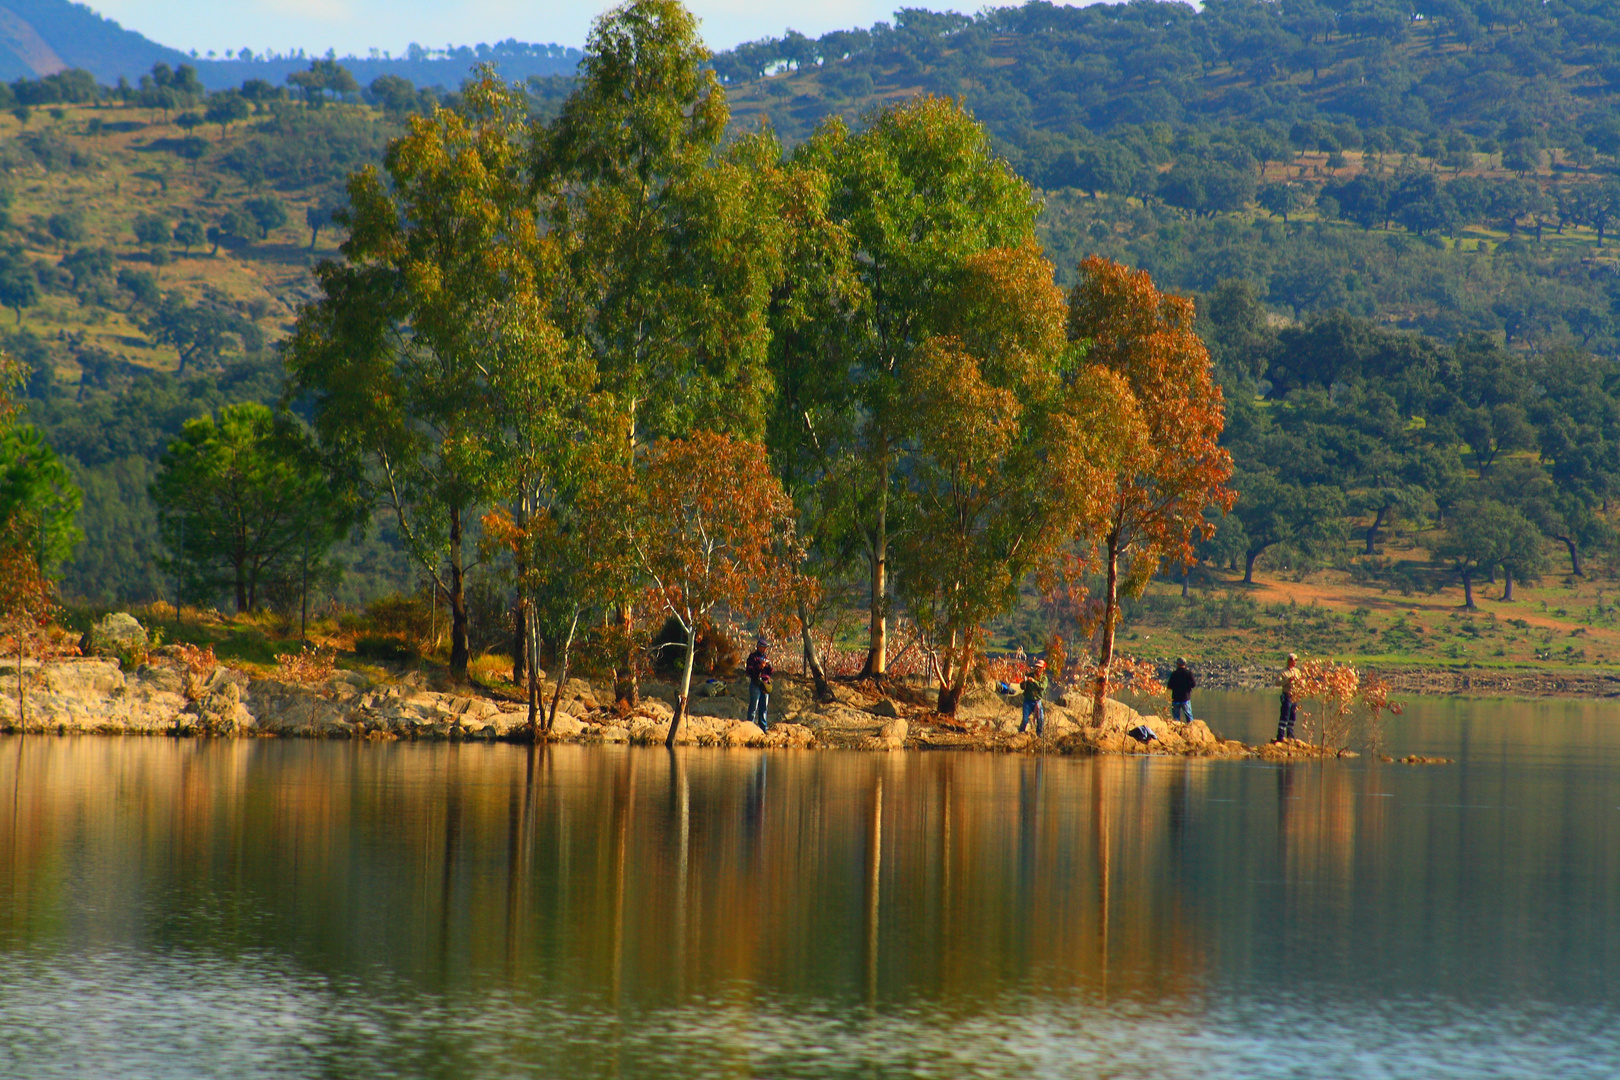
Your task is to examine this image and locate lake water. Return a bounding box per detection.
[1,690,1617,1079]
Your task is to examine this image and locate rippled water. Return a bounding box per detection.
[1,691,1617,1078]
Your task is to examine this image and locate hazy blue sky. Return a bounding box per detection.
[91,1,1007,58]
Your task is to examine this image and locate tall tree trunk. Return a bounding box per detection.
[512,502,527,688]
[1365,506,1388,555]
[614,603,639,707]
[936,630,963,714]
[1244,547,1261,585]
[1461,568,1475,609]
[1091,531,1121,726]
[667,621,696,749]
[1502,566,1514,601]
[546,610,580,736]
[798,595,833,702]
[526,601,541,737]
[862,485,887,679]
[448,503,469,679]
[1563,537,1583,576]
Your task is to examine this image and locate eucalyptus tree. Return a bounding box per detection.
[532,0,787,703]
[286,74,538,678]
[778,94,1042,679]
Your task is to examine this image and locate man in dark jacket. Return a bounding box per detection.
[1018,658,1048,736]
[1167,658,1196,723]
[745,636,772,732]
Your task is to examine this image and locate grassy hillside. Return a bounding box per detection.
[0,104,336,373]
[0,96,420,606]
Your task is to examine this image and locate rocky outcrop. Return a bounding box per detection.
[0,657,1350,760]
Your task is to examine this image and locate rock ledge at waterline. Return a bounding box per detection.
[0,652,1348,760]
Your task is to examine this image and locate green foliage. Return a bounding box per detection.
[0,424,83,576]
[288,72,540,676]
[150,403,351,613]
[172,218,205,252]
[131,212,169,247]
[242,195,287,239]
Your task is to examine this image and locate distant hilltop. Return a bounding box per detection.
[0,0,580,87]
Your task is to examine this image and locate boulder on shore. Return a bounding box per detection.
[80,613,149,667]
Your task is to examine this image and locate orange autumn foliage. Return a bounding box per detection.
[1066,257,1235,719]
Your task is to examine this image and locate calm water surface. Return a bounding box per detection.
[1,691,1617,1078]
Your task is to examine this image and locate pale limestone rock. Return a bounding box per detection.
[690,695,745,721]
[723,721,765,746]
[1184,719,1217,747]
[761,723,815,749]
[636,699,674,722]
[547,713,585,737]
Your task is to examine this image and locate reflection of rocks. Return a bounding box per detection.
[0,659,1293,759]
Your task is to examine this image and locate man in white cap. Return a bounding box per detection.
[1276,653,1300,741]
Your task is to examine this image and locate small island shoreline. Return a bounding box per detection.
[0,653,1404,763]
[1191,659,1620,699]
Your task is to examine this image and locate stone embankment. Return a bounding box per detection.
[0,649,1360,759]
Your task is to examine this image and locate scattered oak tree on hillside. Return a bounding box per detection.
[1428,498,1543,609]
[1066,256,1234,722]
[1224,468,1345,584]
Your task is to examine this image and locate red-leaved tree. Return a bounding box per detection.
[631,433,803,746]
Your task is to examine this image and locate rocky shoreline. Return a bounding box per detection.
[0,652,1356,761]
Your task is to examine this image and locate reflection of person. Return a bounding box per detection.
[1167,657,1196,723]
[745,636,772,732]
[1275,653,1300,742]
[1018,659,1048,736]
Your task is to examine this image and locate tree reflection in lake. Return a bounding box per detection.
[0,699,1615,1078]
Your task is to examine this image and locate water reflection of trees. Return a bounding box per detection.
[0,736,1615,1016]
[0,742,1215,1005]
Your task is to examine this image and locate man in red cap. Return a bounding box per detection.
[1018,658,1048,736]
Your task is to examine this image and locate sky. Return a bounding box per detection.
[89,1,1002,58]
